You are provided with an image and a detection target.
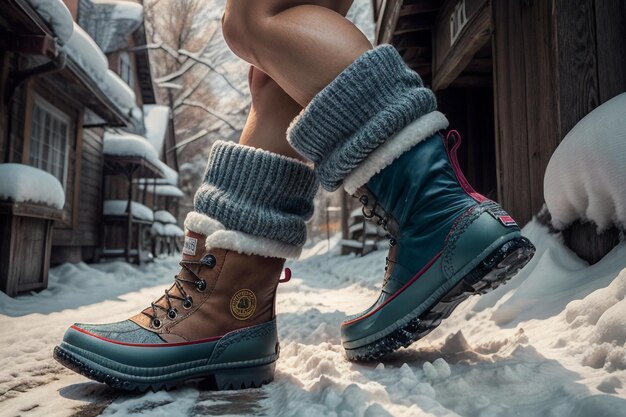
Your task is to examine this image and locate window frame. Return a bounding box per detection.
[29,94,71,190]
[118,51,134,89]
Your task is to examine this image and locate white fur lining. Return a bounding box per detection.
[343,111,449,195]
[183,212,302,259]
[184,211,224,236]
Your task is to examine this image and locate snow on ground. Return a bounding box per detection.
[0,163,65,209]
[1,221,625,416]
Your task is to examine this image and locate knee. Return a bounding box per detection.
[222,7,262,64]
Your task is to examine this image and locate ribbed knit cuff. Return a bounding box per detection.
[287,45,437,191]
[193,141,319,247]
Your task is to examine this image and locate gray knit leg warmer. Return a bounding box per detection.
[185,141,319,259]
[287,45,449,192]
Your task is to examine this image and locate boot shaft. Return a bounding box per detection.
[362,133,490,286]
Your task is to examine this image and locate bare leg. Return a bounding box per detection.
[223,0,368,106]
[239,67,303,160]
[232,0,356,157]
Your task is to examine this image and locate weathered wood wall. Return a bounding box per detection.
[492,0,626,232]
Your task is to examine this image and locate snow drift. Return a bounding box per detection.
[544,93,626,231]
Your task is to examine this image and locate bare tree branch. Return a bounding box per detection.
[177,100,239,130]
[178,49,245,96]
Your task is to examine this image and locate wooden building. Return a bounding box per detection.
[373,0,626,262]
[0,0,181,295]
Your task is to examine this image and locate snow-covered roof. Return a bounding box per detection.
[26,0,74,45]
[163,223,184,237]
[154,210,177,225]
[102,70,136,113]
[63,23,108,81]
[545,93,626,231]
[143,105,170,153]
[103,200,154,221]
[81,0,144,53]
[103,131,162,171]
[0,164,65,210]
[61,23,137,120]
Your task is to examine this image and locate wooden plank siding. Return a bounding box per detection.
[493,0,625,262]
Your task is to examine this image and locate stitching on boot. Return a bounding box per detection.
[441,201,501,278]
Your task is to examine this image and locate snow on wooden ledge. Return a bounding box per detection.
[103,131,162,170]
[0,164,65,209]
[154,210,177,225]
[103,200,154,222]
[163,224,184,237]
[143,105,170,153]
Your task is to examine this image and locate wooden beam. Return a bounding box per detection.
[376,0,404,45]
[432,0,492,90]
[400,0,439,16]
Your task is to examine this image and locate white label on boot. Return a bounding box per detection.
[183,236,198,256]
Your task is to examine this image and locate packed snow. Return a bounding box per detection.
[103,131,163,171]
[103,200,154,222]
[545,93,626,231]
[26,0,74,45]
[1,220,625,416]
[143,105,171,153]
[0,163,65,209]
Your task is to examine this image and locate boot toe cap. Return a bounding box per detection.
[69,320,165,345]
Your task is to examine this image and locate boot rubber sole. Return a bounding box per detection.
[53,345,276,392]
[344,236,535,361]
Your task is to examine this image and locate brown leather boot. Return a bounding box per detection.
[54,230,286,391]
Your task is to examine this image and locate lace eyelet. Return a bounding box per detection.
[196,279,207,292]
[152,318,162,329]
[183,297,193,309]
[359,195,368,205]
[201,254,216,268]
[167,309,177,320]
[389,237,397,246]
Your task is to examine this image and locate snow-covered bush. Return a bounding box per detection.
[544,93,626,231]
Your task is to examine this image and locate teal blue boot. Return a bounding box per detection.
[341,132,535,361]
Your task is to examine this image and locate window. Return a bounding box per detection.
[119,52,134,89]
[29,95,70,189]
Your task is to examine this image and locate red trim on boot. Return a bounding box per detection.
[444,130,489,203]
[341,251,442,326]
[70,325,224,347]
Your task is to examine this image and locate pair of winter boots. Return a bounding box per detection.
[54,132,534,391]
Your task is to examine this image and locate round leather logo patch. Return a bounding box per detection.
[230,289,256,320]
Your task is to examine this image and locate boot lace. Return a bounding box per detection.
[358,194,398,287]
[141,255,216,329]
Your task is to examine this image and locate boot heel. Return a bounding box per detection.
[212,362,276,390]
